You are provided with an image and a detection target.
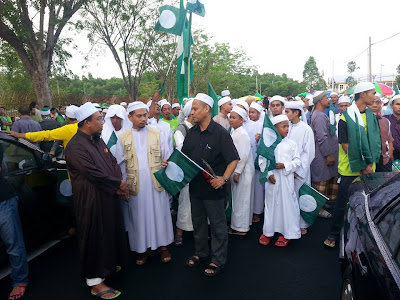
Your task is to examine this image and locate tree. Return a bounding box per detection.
[396,64,400,88]
[78,0,164,101]
[345,61,359,87]
[0,0,88,107]
[302,56,326,91]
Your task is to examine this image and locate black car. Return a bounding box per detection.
[340,172,400,300]
[0,133,73,266]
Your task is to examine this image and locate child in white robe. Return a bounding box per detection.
[259,115,301,247]
[228,106,255,235]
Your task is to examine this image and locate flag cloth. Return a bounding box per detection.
[154,149,201,196]
[256,116,282,184]
[329,100,336,136]
[154,1,186,36]
[106,131,118,156]
[395,86,400,95]
[392,159,400,172]
[177,13,194,104]
[207,79,219,117]
[299,183,329,225]
[159,78,166,95]
[186,0,205,17]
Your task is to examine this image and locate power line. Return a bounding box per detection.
[372,31,400,45]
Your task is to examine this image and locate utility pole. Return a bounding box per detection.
[332,60,335,90]
[256,76,258,93]
[380,64,384,82]
[368,37,372,82]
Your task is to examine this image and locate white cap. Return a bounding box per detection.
[231,106,248,121]
[183,100,193,118]
[285,101,304,111]
[338,96,351,104]
[93,103,102,112]
[102,108,108,114]
[172,103,180,109]
[218,96,231,107]
[221,90,230,97]
[269,95,285,104]
[354,82,375,94]
[120,102,127,106]
[250,101,263,113]
[65,105,79,119]
[330,92,338,97]
[304,94,313,100]
[295,96,301,101]
[158,99,171,109]
[271,114,289,125]
[391,95,400,103]
[75,102,98,122]
[382,98,389,104]
[194,93,214,108]
[127,101,148,114]
[236,100,249,112]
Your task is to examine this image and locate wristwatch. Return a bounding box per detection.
[222,175,229,182]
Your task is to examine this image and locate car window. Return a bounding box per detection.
[376,197,400,266]
[0,140,39,174]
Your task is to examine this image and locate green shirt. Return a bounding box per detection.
[0,115,12,131]
[161,118,180,132]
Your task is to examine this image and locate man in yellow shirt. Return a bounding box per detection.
[7,105,79,149]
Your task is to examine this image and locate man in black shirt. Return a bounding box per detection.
[0,143,29,299]
[181,93,239,277]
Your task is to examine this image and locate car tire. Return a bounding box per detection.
[342,265,356,300]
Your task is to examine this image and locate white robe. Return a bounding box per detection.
[252,118,265,215]
[263,138,301,239]
[117,127,174,253]
[147,117,173,154]
[230,126,255,232]
[288,121,315,229]
[174,121,194,232]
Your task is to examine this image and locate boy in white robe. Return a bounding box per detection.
[228,106,255,235]
[259,115,301,247]
[285,101,315,235]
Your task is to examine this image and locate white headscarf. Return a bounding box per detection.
[102,104,132,145]
[183,100,194,118]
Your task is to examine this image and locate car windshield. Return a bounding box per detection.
[0,139,38,174]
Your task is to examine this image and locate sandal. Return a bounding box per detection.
[324,237,336,248]
[258,234,272,246]
[228,228,247,236]
[8,284,27,300]
[136,252,149,265]
[174,234,183,247]
[252,214,260,223]
[159,248,172,263]
[301,228,308,235]
[204,263,224,277]
[275,236,290,247]
[186,255,207,268]
[91,288,121,299]
[318,209,333,219]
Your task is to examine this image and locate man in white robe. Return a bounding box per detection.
[228,106,255,234]
[116,102,174,265]
[259,115,301,247]
[285,101,315,234]
[147,100,173,153]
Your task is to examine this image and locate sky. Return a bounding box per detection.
[67,0,400,83]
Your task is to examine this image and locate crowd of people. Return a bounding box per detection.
[1,81,400,299]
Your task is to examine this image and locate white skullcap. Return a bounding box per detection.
[127,101,148,114]
[93,103,102,112]
[330,92,338,97]
[338,96,351,104]
[392,95,400,103]
[65,105,79,119]
[269,95,285,104]
[40,108,50,115]
[236,100,249,112]
[250,101,263,113]
[375,92,382,98]
[382,98,389,104]
[221,90,230,97]
[231,99,238,106]
[231,106,248,121]
[172,103,180,109]
[285,101,304,111]
[158,99,171,109]
[304,94,313,100]
[354,82,375,94]
[102,108,108,114]
[147,100,152,108]
[194,93,214,107]
[75,102,98,122]
[218,96,231,107]
[183,100,193,118]
[295,96,301,101]
[271,114,289,126]
[120,102,127,106]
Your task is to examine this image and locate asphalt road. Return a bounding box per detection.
[0,217,341,300]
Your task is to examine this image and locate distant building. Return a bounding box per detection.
[328,74,398,93]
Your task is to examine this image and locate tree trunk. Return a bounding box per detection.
[30,66,52,107]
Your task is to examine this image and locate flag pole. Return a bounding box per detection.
[187,12,192,97]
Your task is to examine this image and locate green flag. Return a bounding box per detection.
[256,116,282,184]
[154,149,201,196]
[186,0,205,17]
[159,78,166,95]
[207,79,219,117]
[107,131,118,156]
[177,14,194,104]
[392,159,400,172]
[154,0,187,36]
[299,183,329,225]
[329,100,336,136]
[395,86,400,95]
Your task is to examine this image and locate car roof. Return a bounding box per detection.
[0,132,44,153]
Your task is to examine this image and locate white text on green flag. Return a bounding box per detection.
[154,149,201,196]
[299,183,328,225]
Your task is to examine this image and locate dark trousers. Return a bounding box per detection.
[328,176,357,241]
[376,156,392,172]
[190,195,228,266]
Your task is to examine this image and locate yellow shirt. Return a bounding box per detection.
[25,123,78,148]
[338,113,375,176]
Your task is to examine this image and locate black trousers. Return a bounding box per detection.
[190,195,228,266]
[328,175,357,241]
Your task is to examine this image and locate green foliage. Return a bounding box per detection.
[302,56,326,91]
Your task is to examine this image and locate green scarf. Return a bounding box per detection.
[343,103,381,173]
